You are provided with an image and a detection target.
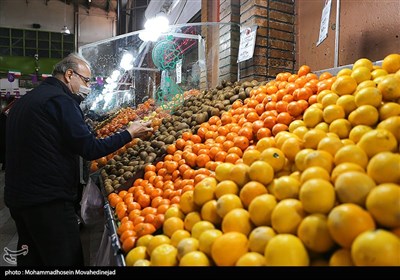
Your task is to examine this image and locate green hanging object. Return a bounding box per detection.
[152,36,184,112]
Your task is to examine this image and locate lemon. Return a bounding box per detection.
[303,107,323,128]
[193,177,217,206]
[331,75,357,95]
[222,208,253,235]
[179,251,210,266]
[198,229,223,256]
[273,175,301,200]
[191,221,215,239]
[317,135,344,156]
[125,246,148,266]
[353,58,373,70]
[378,102,400,121]
[300,166,331,183]
[216,194,243,218]
[150,244,178,266]
[271,199,306,234]
[334,171,376,206]
[236,252,266,266]
[248,193,277,226]
[170,229,191,247]
[329,119,352,139]
[299,178,335,214]
[348,105,379,126]
[357,129,398,158]
[377,116,400,142]
[367,152,400,184]
[354,87,382,107]
[377,75,400,101]
[183,211,201,232]
[336,94,357,116]
[265,234,309,266]
[351,66,371,83]
[176,237,199,260]
[348,125,373,143]
[248,160,274,185]
[334,144,369,169]
[211,232,248,266]
[303,129,327,149]
[248,226,276,254]
[215,180,239,198]
[331,162,365,183]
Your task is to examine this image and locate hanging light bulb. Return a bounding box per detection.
[61,0,70,35]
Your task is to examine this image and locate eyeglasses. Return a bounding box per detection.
[73,70,91,84]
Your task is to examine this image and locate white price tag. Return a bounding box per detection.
[237,25,258,63]
[176,59,182,84]
[317,0,332,46]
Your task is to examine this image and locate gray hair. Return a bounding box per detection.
[52,52,91,76]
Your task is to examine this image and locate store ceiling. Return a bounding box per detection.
[60,0,118,13]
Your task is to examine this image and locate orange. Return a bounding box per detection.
[198,229,223,256]
[248,226,276,254]
[334,171,376,207]
[264,234,309,266]
[271,199,306,234]
[248,194,277,226]
[367,151,400,184]
[297,214,335,253]
[377,75,400,101]
[211,232,249,266]
[221,208,253,235]
[299,178,335,214]
[179,251,210,266]
[327,203,376,248]
[366,183,400,228]
[351,229,400,266]
[216,194,243,218]
[382,53,400,73]
[150,243,178,266]
[200,200,222,225]
[329,248,354,266]
[236,252,266,266]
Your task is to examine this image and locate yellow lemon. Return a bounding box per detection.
[248,193,277,226]
[299,178,336,214]
[354,86,382,107]
[303,129,327,149]
[377,75,400,101]
[378,102,400,121]
[163,216,185,238]
[211,232,248,266]
[146,234,170,256]
[297,214,335,253]
[170,229,191,247]
[200,200,222,225]
[304,150,333,173]
[248,160,274,186]
[229,163,250,187]
[348,105,379,126]
[215,162,235,182]
[265,234,309,266]
[221,208,253,235]
[382,53,400,73]
[183,211,201,232]
[198,229,223,256]
[351,66,371,84]
[255,136,276,152]
[377,116,400,142]
[337,68,352,77]
[331,162,365,183]
[356,79,377,91]
[321,92,340,108]
[191,220,215,239]
[214,180,239,198]
[334,171,376,207]
[366,183,400,228]
[271,198,306,234]
[236,252,266,266]
[317,135,344,156]
[242,149,261,166]
[193,177,217,206]
[179,190,199,214]
[357,128,398,158]
[216,193,243,218]
[273,175,301,200]
[351,229,400,266]
[348,125,373,143]
[328,119,352,139]
[371,68,388,80]
[179,251,210,266]
[336,94,357,116]
[353,58,373,70]
[367,151,400,184]
[248,226,276,254]
[331,75,358,95]
[303,107,323,128]
[300,166,331,183]
[176,237,199,260]
[334,144,369,169]
[150,244,178,266]
[329,248,354,266]
[288,120,306,133]
[259,147,286,172]
[125,246,148,266]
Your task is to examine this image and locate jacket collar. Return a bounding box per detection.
[42,77,82,104]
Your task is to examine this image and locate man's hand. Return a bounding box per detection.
[126,120,153,139]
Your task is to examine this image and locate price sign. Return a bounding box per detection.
[317,0,332,46]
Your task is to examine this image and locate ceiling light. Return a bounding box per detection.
[61,25,70,35]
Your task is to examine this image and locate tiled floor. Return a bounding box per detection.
[0,169,106,266]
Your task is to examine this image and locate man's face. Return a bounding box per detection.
[68,63,91,94]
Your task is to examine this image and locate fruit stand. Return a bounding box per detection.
[79,22,400,266]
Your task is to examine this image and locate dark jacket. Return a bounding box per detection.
[5,77,132,208]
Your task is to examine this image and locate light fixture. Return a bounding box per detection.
[61,0,70,35]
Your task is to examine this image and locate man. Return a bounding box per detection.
[4,53,152,266]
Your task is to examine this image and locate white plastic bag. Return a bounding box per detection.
[80,177,104,226]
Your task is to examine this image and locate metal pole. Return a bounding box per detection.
[334,0,340,67]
